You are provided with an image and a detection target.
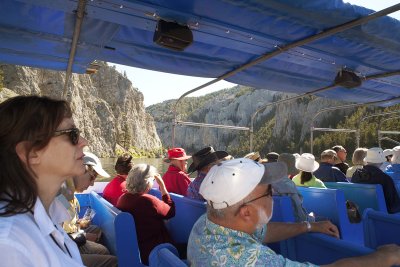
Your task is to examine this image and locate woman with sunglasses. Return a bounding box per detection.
[0,95,87,266]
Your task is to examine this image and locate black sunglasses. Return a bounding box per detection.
[53,127,80,145]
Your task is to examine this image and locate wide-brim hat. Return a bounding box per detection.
[244,152,261,162]
[365,147,385,164]
[295,153,319,173]
[188,146,229,173]
[167,147,191,161]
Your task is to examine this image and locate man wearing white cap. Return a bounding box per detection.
[187,158,400,266]
[352,147,400,214]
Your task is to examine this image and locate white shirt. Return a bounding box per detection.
[0,197,85,267]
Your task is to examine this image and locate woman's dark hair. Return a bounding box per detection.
[0,95,72,216]
[300,171,313,185]
[115,154,133,175]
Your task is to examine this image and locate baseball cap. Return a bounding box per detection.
[83,152,110,178]
[199,158,287,209]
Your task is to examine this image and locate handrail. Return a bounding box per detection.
[378,116,400,147]
[171,3,400,147]
[62,0,87,99]
[175,121,249,131]
[313,127,357,133]
[310,96,400,154]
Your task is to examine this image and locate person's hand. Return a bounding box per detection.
[310,221,340,238]
[154,173,164,185]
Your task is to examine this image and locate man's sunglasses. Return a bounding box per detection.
[53,128,80,145]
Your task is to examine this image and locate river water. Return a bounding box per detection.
[98,158,196,182]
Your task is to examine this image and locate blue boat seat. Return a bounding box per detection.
[76,192,146,267]
[363,208,400,249]
[324,182,387,213]
[296,187,364,244]
[149,243,188,267]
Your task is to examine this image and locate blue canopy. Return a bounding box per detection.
[0,0,400,105]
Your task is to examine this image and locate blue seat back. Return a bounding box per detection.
[149,243,187,267]
[296,187,363,244]
[324,182,387,213]
[270,195,295,223]
[283,233,374,265]
[80,192,145,267]
[149,189,206,244]
[363,208,400,249]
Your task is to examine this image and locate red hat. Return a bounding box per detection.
[167,147,191,160]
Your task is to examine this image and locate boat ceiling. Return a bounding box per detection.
[1,0,400,106]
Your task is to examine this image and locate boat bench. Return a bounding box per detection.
[149,243,188,267]
[296,187,364,244]
[324,182,387,213]
[282,233,374,265]
[148,189,296,244]
[76,192,146,267]
[363,208,400,249]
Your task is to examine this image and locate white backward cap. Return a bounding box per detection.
[383,149,394,157]
[199,158,287,209]
[83,152,110,178]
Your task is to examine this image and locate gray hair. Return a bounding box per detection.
[352,148,367,165]
[126,164,158,194]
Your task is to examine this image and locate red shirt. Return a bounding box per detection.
[116,192,175,265]
[103,174,126,206]
[162,165,191,196]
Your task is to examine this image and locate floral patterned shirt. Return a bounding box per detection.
[187,214,318,267]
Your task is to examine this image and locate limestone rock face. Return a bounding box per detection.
[147,86,348,154]
[0,63,162,157]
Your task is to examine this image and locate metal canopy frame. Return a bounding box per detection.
[170,4,400,149]
[310,96,400,154]
[378,115,400,146]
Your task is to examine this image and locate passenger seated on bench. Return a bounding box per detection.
[0,96,86,266]
[352,147,400,214]
[346,148,367,180]
[274,153,313,222]
[385,146,400,178]
[187,146,229,201]
[382,148,394,172]
[61,152,118,267]
[162,147,191,196]
[332,145,350,175]
[188,158,400,267]
[314,150,348,183]
[103,153,133,206]
[292,153,326,188]
[117,164,176,265]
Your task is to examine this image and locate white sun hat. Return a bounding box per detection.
[295,153,320,173]
[199,158,287,209]
[83,152,110,178]
[364,147,385,164]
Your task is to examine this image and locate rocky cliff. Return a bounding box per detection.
[147,86,352,156]
[0,63,162,157]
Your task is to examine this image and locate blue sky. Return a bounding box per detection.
[110,0,400,107]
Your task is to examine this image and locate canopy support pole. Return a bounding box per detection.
[62,0,87,99]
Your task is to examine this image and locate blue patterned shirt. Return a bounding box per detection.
[186,172,207,201]
[187,214,318,267]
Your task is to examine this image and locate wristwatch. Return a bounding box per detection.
[304,221,311,232]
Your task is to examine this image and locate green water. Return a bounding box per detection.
[98,158,167,182]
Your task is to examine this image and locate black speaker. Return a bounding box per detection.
[334,69,362,89]
[153,19,193,51]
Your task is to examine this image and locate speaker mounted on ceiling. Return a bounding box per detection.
[153,19,193,51]
[334,69,362,89]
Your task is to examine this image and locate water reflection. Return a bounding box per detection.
[98,158,167,182]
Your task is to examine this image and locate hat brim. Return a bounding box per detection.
[260,162,288,184]
[188,151,229,173]
[169,155,191,161]
[92,165,110,178]
[295,161,320,173]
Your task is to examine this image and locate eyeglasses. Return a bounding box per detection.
[234,185,272,215]
[53,128,80,145]
[242,185,272,206]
